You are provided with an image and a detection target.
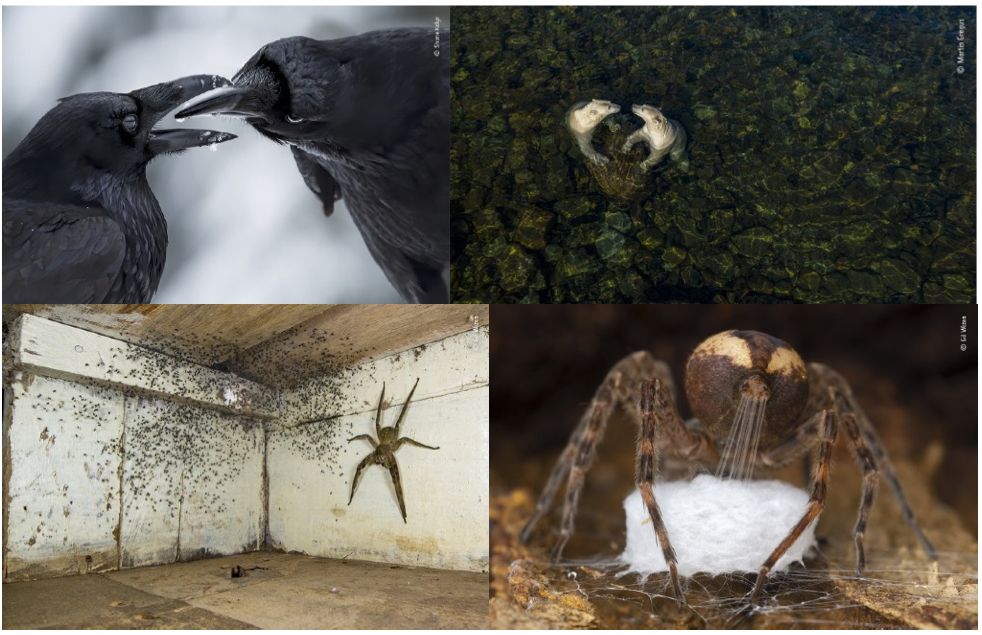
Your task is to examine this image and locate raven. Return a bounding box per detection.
[3,75,237,303]
[176,28,450,304]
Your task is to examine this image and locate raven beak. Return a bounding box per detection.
[173,85,269,122]
[147,128,237,155]
[135,74,239,155]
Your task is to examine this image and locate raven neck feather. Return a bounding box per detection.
[72,172,168,301]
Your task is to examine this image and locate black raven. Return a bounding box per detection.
[3,75,237,303]
[176,28,450,304]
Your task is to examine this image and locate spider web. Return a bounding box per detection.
[493,448,978,630]
[514,537,977,629]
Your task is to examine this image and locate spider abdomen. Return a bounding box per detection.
[684,330,809,444]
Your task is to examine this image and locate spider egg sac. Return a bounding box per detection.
[684,330,809,440]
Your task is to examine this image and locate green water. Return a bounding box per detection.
[451,6,976,303]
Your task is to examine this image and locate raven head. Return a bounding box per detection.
[175,30,446,151]
[174,37,345,146]
[3,75,237,203]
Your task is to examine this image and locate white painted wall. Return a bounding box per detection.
[119,398,264,568]
[5,375,124,579]
[268,327,489,572]
[4,375,265,581]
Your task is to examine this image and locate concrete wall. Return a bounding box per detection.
[268,326,489,572]
[4,362,265,582]
[3,316,489,581]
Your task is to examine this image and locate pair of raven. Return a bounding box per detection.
[3,28,449,304]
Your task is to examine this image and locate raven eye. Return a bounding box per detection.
[122,114,138,134]
[285,114,304,124]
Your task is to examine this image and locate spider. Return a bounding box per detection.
[518,330,937,607]
[348,378,439,523]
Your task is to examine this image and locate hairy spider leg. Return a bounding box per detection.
[375,382,386,439]
[518,415,586,544]
[393,377,421,436]
[349,434,378,447]
[394,437,439,451]
[637,378,684,607]
[822,367,938,563]
[520,353,651,546]
[808,364,938,563]
[751,408,837,606]
[386,459,407,523]
[348,452,378,506]
[550,375,617,562]
[836,399,879,573]
[519,351,711,592]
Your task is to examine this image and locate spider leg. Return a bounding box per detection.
[375,382,386,439]
[549,373,619,561]
[637,379,685,607]
[813,363,937,561]
[835,395,879,573]
[349,434,378,447]
[394,378,420,436]
[394,437,439,451]
[518,425,581,544]
[520,352,710,567]
[751,408,837,606]
[386,458,408,523]
[348,453,377,506]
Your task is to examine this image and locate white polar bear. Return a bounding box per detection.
[566,99,622,166]
[622,104,687,172]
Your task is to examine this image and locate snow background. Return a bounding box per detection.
[2,6,449,303]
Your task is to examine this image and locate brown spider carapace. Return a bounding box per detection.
[348,378,439,523]
[519,330,937,607]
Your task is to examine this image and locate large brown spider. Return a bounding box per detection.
[348,378,439,523]
[519,330,937,607]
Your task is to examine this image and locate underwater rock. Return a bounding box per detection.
[595,229,626,261]
[604,211,633,233]
[693,104,717,120]
[923,282,971,304]
[555,196,597,220]
[513,207,554,251]
[585,151,652,202]
[876,258,921,295]
[662,245,687,269]
[560,223,598,250]
[847,270,886,298]
[498,245,536,293]
[558,249,601,279]
[681,266,701,287]
[843,177,876,205]
[731,227,774,260]
[619,268,649,298]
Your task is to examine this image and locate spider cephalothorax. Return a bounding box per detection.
[348,378,439,523]
[518,330,937,607]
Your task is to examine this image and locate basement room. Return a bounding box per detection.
[2,304,489,629]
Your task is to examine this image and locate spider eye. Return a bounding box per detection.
[122,113,138,134]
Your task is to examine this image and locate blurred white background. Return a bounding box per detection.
[2,6,449,303]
